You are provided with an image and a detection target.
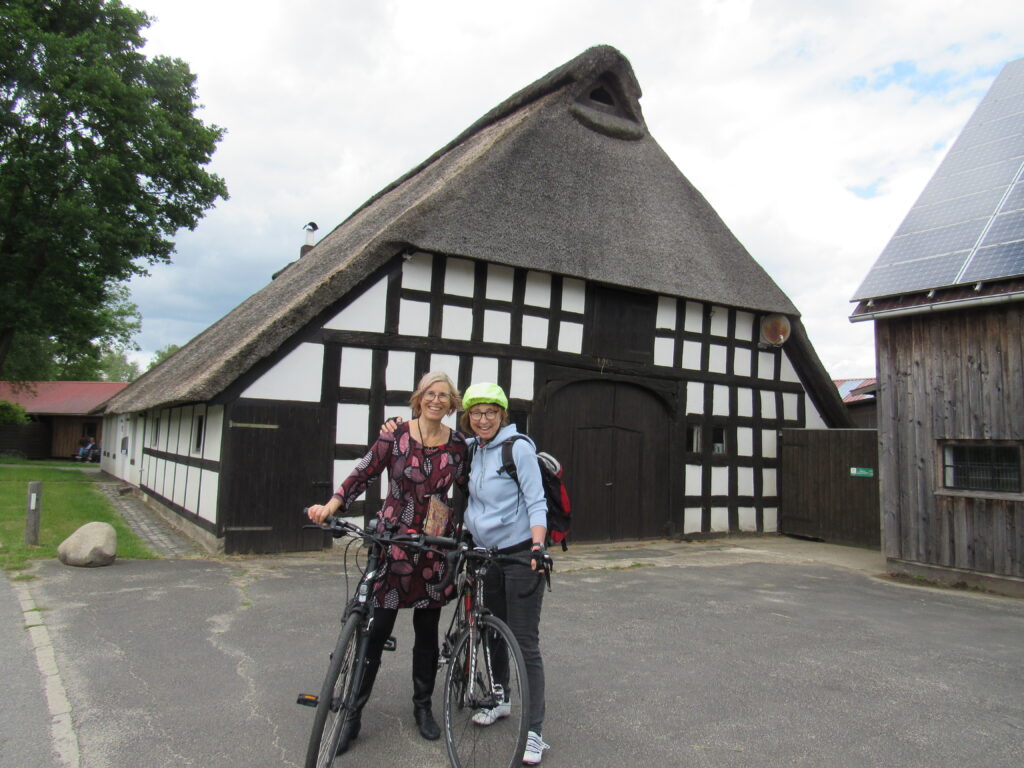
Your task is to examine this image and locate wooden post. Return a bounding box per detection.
[25,481,42,546]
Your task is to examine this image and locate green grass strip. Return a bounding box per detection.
[0,466,155,571]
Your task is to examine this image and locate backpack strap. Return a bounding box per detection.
[498,434,528,484]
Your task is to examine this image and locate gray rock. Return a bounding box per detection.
[58,522,117,567]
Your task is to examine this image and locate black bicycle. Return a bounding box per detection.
[439,541,551,768]
[297,515,457,768]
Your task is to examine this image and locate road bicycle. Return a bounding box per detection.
[297,514,549,768]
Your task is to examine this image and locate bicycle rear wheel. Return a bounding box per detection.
[305,612,362,768]
[443,615,529,768]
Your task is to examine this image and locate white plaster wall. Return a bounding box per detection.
[657,296,676,329]
[735,311,755,342]
[712,384,729,415]
[805,399,829,429]
[684,301,703,332]
[198,469,219,523]
[736,427,754,457]
[734,347,751,377]
[483,310,511,344]
[340,347,373,388]
[430,354,461,382]
[783,393,800,421]
[737,466,754,494]
[758,351,776,380]
[524,272,551,307]
[510,360,534,400]
[205,406,224,461]
[400,299,430,337]
[387,351,416,390]
[473,357,498,383]
[562,278,586,313]
[685,464,702,494]
[445,257,475,296]
[761,390,777,418]
[738,507,757,531]
[737,388,753,418]
[709,306,729,336]
[441,304,472,340]
[780,350,800,383]
[762,430,778,458]
[708,344,728,374]
[521,315,548,349]
[557,321,583,353]
[710,507,729,532]
[684,508,702,533]
[686,382,704,414]
[681,340,701,369]
[711,466,729,495]
[763,508,778,533]
[185,465,201,513]
[325,277,387,332]
[763,468,777,496]
[402,252,433,290]
[337,404,370,444]
[242,343,323,402]
[654,337,674,367]
[486,264,514,300]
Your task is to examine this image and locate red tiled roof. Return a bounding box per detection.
[0,381,130,415]
[832,378,877,404]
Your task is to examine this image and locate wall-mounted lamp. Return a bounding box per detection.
[759,314,791,347]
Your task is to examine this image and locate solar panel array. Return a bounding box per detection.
[853,57,1024,300]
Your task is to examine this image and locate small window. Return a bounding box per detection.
[153,417,161,447]
[712,427,728,455]
[942,443,1022,493]
[686,425,702,453]
[194,415,205,453]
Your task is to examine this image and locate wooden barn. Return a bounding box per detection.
[851,57,1024,596]
[99,46,849,554]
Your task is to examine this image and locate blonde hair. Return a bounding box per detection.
[410,371,461,417]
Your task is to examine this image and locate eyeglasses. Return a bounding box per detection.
[468,408,501,421]
[423,392,451,403]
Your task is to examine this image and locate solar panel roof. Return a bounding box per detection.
[852,57,1024,301]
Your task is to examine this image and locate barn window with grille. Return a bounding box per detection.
[941,442,1022,493]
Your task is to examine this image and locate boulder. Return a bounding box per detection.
[58,522,117,567]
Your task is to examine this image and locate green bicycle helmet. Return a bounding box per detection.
[462,382,508,410]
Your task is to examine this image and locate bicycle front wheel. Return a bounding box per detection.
[305,612,362,768]
[443,615,529,768]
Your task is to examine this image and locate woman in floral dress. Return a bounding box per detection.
[306,370,467,753]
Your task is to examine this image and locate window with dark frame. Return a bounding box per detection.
[712,426,727,455]
[686,424,702,453]
[194,415,205,453]
[942,442,1022,493]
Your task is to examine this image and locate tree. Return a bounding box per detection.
[0,0,228,379]
[146,342,180,370]
[0,400,30,425]
[0,284,141,381]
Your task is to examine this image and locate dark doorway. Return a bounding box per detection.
[220,400,333,554]
[538,379,669,541]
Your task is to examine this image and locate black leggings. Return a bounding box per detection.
[364,606,441,661]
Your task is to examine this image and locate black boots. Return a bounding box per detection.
[335,657,380,755]
[412,648,441,740]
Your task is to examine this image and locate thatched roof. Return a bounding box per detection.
[104,45,798,415]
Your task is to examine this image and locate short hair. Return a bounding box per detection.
[459,405,510,434]
[410,371,461,417]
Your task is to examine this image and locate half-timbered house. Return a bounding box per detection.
[851,57,1024,596]
[100,46,848,554]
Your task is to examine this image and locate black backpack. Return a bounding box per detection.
[498,435,572,551]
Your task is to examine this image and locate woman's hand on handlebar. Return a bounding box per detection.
[307,504,334,525]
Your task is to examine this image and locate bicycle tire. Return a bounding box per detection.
[443,615,530,768]
[304,612,362,768]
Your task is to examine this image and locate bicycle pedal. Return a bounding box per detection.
[383,636,398,652]
[296,694,319,707]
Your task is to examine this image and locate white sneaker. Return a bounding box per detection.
[471,700,511,725]
[522,731,549,765]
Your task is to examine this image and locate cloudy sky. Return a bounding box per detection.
[126,0,1024,378]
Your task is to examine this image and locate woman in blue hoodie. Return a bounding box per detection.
[458,382,550,766]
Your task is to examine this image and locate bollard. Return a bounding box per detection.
[25,481,42,546]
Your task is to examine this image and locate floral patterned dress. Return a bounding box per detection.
[332,421,467,609]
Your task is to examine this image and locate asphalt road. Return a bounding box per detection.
[6,541,1024,768]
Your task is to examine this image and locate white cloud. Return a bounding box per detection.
[126,0,1024,377]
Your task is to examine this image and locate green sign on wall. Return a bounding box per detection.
[849,467,875,478]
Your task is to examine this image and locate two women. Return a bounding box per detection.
[306,371,467,753]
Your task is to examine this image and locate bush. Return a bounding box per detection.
[0,401,29,425]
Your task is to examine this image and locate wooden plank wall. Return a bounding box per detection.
[876,304,1024,578]
[779,429,880,548]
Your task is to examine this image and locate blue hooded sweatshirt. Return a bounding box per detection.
[465,424,547,550]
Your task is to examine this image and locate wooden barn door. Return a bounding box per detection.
[538,379,669,541]
[780,429,880,548]
[221,401,332,554]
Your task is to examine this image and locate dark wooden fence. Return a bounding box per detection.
[0,423,51,459]
[780,429,880,548]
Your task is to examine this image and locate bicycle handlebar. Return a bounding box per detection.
[301,509,458,555]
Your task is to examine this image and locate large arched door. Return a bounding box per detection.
[537,379,670,541]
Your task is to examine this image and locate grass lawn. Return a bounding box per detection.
[0,465,154,571]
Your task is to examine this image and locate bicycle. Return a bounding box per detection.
[297,514,550,768]
[438,540,552,768]
[297,514,457,768]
